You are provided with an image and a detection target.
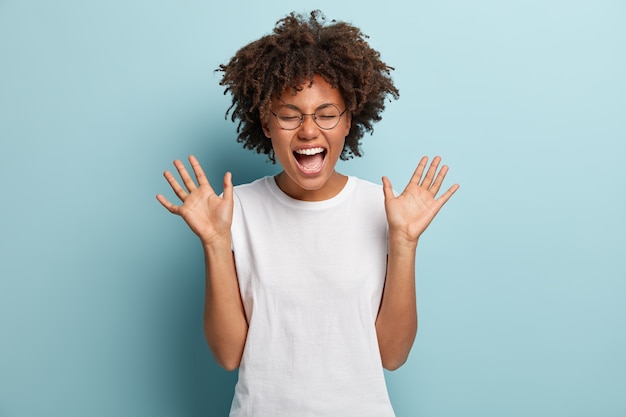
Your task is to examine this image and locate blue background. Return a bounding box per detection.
[1,1,624,416]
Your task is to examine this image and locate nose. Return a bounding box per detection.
[298,113,319,140]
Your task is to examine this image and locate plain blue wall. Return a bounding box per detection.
[1,1,625,416]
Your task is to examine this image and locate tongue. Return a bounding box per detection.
[297,153,324,170]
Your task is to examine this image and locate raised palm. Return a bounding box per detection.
[156,155,233,245]
[382,156,459,244]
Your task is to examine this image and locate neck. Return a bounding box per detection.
[274,171,348,201]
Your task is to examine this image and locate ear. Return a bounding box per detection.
[343,112,352,137]
[261,120,271,138]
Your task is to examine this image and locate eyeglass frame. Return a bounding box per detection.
[269,103,348,131]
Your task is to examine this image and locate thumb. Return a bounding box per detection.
[222,172,234,202]
[381,176,394,201]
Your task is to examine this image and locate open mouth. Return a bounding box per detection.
[293,147,327,173]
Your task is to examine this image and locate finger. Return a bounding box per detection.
[156,194,180,214]
[381,176,394,201]
[189,155,211,187]
[173,159,198,192]
[408,156,429,185]
[163,170,188,200]
[435,183,460,206]
[420,156,441,189]
[429,164,449,195]
[222,171,234,202]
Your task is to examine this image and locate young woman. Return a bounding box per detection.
[157,11,459,417]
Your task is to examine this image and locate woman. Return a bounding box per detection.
[157,10,459,417]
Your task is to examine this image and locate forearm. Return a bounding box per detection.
[202,236,248,371]
[375,236,418,371]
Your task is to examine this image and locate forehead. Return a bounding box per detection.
[274,75,345,107]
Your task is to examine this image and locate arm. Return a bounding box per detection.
[202,238,247,371]
[376,156,459,370]
[156,155,248,371]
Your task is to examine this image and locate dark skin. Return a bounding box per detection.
[157,81,459,370]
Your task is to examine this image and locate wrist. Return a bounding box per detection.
[387,233,419,256]
[201,233,232,251]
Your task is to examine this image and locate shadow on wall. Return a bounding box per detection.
[155,132,277,415]
[149,244,238,416]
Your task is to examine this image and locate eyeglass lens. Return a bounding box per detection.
[275,104,342,130]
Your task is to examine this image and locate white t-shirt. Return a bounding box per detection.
[228,176,395,417]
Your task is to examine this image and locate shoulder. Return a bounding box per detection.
[349,176,385,201]
[352,176,382,192]
[233,176,274,201]
[345,177,387,221]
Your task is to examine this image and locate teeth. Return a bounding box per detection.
[295,147,324,155]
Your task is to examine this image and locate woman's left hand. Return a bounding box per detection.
[382,156,459,246]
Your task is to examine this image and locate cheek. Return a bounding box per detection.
[270,137,289,159]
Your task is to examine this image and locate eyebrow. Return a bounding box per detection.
[277,103,338,111]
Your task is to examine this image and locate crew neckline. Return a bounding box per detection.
[264,175,357,210]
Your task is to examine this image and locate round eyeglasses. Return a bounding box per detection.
[270,104,347,130]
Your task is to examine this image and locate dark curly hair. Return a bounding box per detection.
[217,10,399,162]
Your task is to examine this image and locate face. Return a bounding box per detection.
[262,74,351,201]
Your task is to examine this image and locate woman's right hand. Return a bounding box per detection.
[156,155,233,246]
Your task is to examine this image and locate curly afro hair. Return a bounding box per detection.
[217,10,399,162]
